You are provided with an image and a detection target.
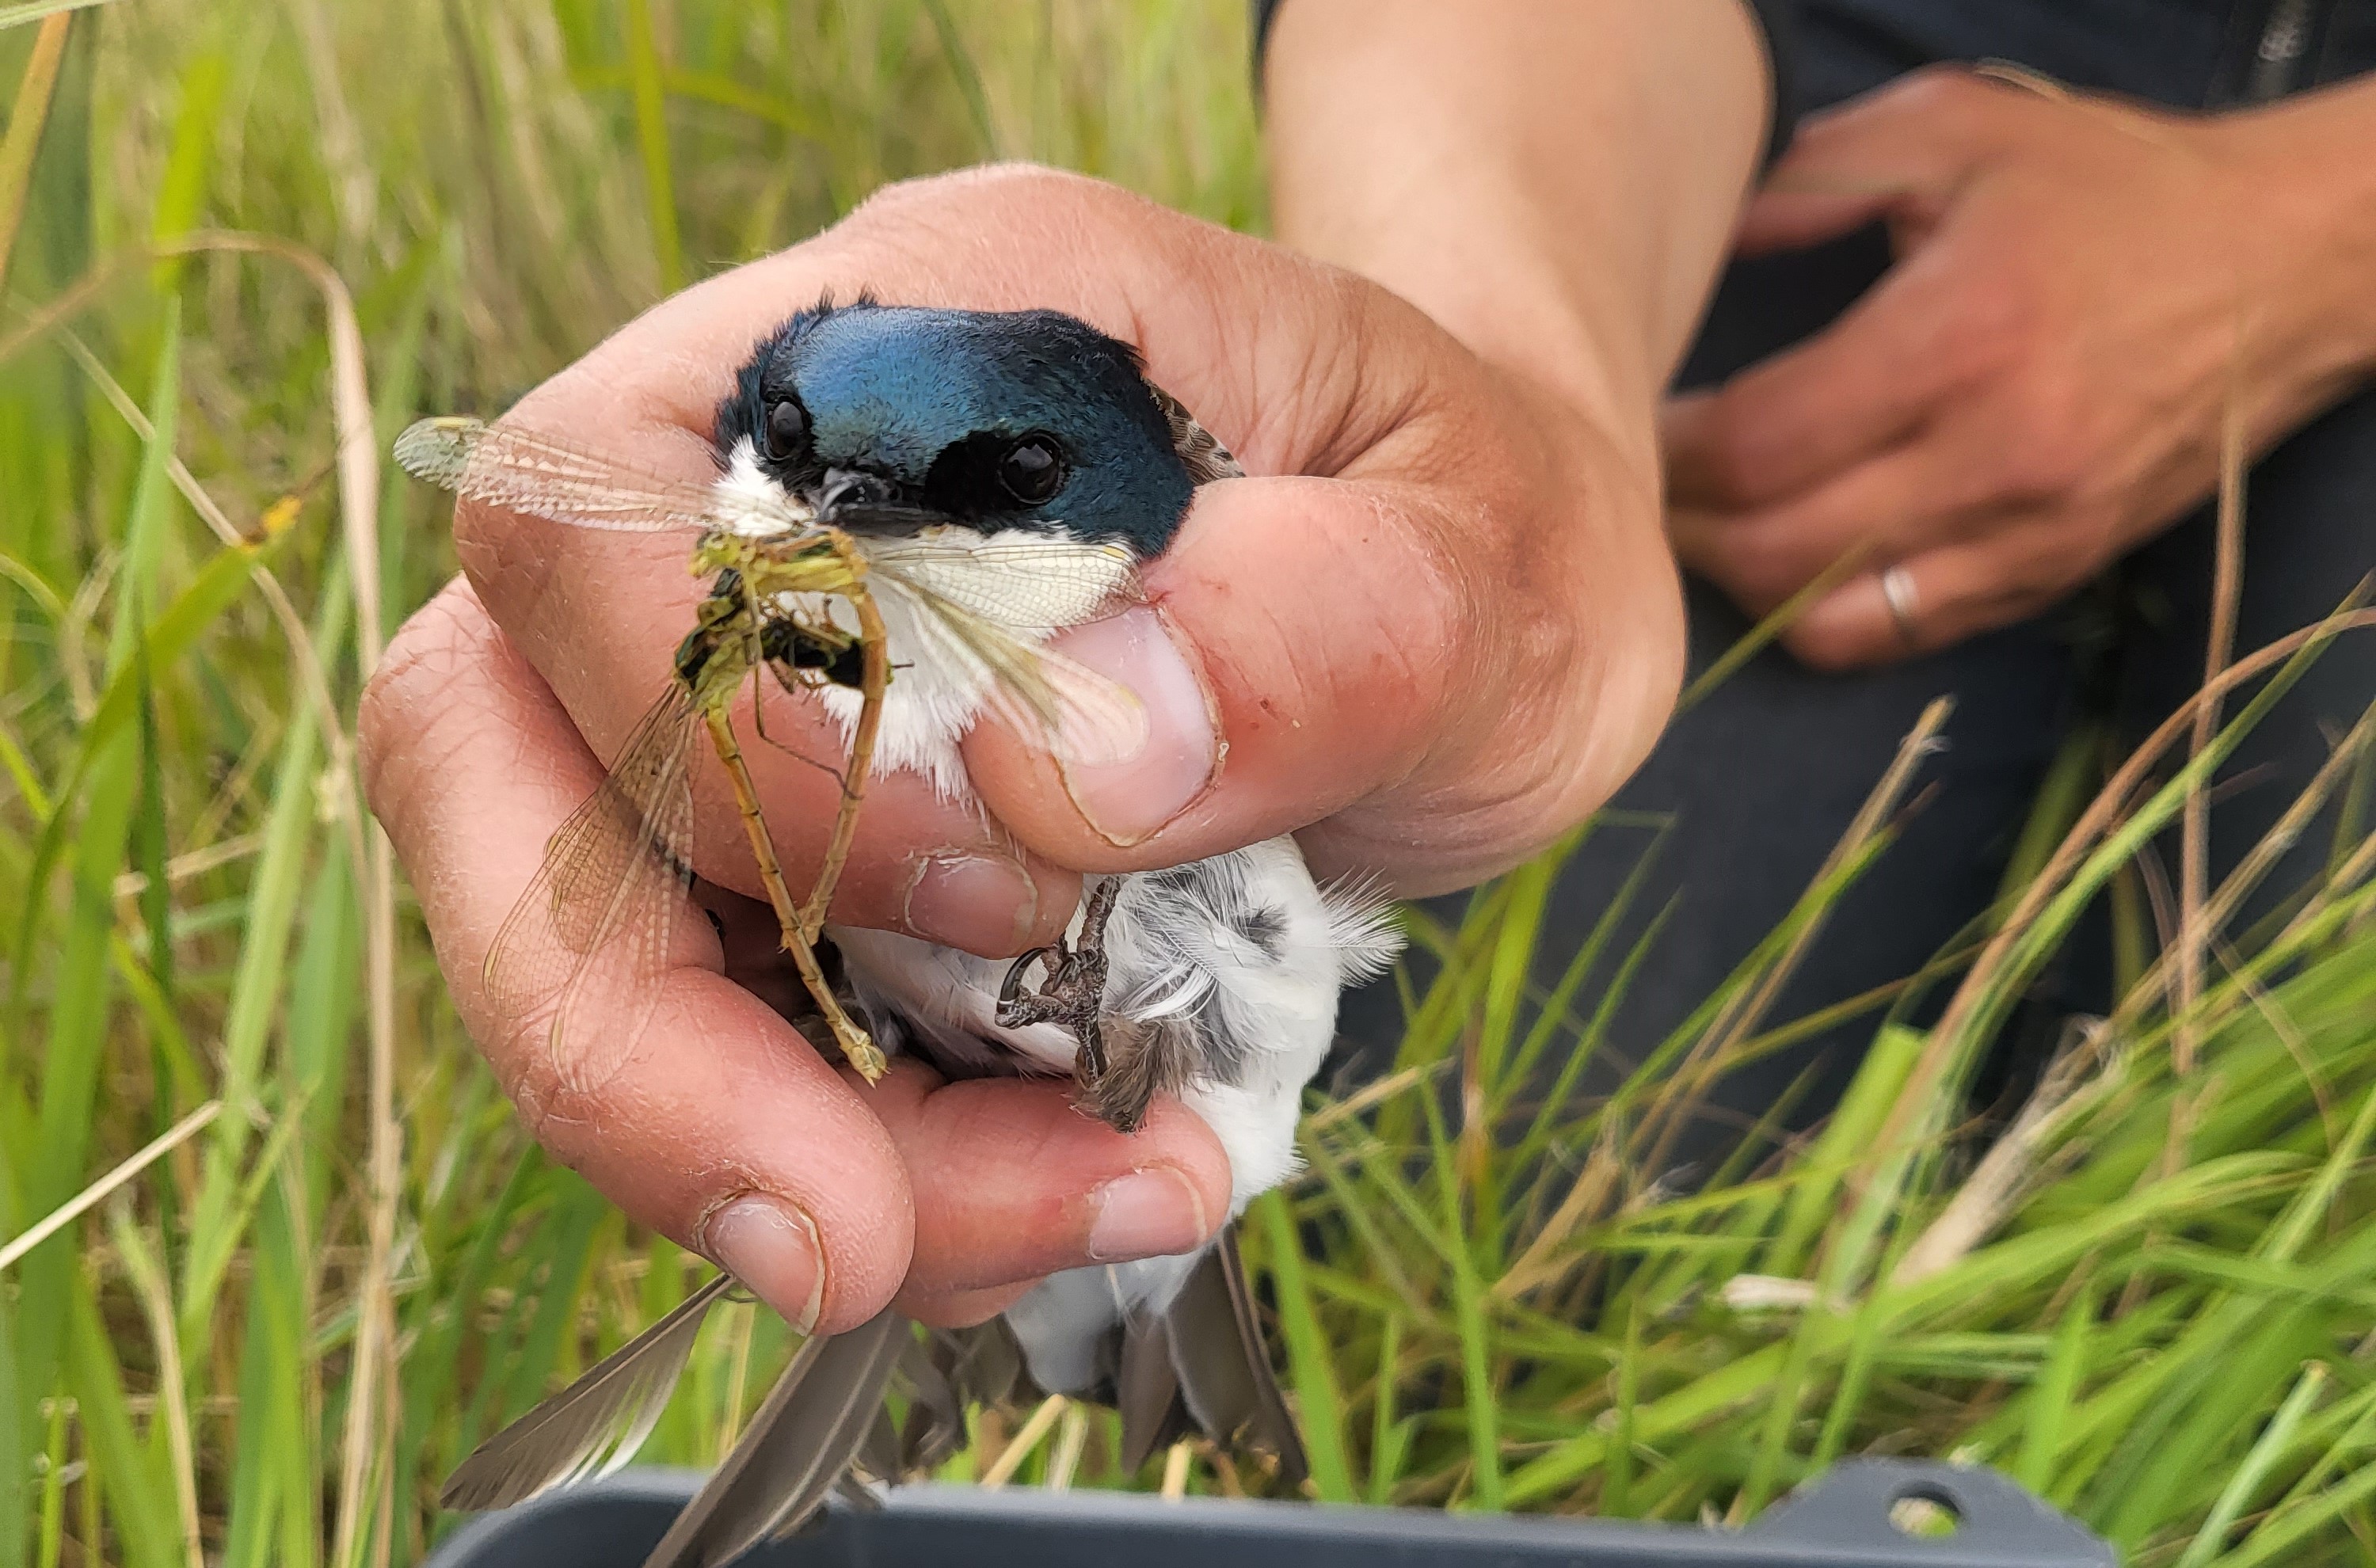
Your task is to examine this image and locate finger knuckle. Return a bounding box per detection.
[486,1011,626,1153]
[1783,621,1873,673]
[1930,279,2030,382]
[856,161,1064,213]
[2007,530,2088,597]
[1893,65,1989,122]
[1702,522,1815,610]
[1998,403,2092,503]
[1691,397,1793,508]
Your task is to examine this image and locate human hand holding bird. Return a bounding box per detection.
[362,162,1682,1338]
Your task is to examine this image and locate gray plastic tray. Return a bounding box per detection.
[423,1460,2115,1568]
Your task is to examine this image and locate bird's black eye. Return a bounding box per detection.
[763,398,808,463]
[996,435,1067,506]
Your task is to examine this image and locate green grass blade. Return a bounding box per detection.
[623,0,683,293]
[1253,1189,1355,1501]
[2017,1281,2095,1493]
[2176,1361,2328,1568]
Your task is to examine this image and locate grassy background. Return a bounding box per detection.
[3,3,2374,1566]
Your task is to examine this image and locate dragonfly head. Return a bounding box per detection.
[714,297,1201,559]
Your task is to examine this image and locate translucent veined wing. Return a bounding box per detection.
[394,416,813,537]
[863,541,1152,767]
[862,533,1138,634]
[481,681,703,1071]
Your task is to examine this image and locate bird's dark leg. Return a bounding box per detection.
[996,878,1121,1085]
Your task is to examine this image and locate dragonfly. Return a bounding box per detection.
[392,415,1144,1085]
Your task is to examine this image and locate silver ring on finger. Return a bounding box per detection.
[1879,564,1921,648]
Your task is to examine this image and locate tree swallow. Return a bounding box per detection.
[442,299,1399,1566]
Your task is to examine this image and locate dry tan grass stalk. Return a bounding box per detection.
[1863,607,2376,1197]
[2119,698,2376,1035]
[46,226,402,1568]
[2178,319,2253,1075]
[111,1203,206,1568]
[0,1102,221,1273]
[1160,1439,1194,1499]
[253,230,403,1568]
[1495,1121,1620,1300]
[980,1395,1069,1488]
[110,831,265,901]
[1892,1019,2111,1284]
[1046,1401,1091,1491]
[1630,696,1955,1186]
[55,329,360,881]
[1306,1062,1439,1131]
[0,10,72,290]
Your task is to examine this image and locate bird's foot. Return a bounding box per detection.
[996,878,1121,1084]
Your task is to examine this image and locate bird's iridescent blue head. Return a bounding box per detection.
[715,299,1197,558]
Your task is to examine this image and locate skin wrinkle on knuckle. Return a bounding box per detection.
[1386,495,1484,736]
[1262,293,1389,476]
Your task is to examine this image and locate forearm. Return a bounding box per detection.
[1263,0,1770,464]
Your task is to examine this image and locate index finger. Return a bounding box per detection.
[360,580,1240,1334]
[1663,245,1987,516]
[360,578,915,1332]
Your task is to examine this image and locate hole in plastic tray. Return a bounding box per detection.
[1887,1485,1964,1539]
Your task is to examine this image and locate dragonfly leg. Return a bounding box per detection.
[703,706,889,1083]
[798,580,889,945]
[993,879,1121,1086]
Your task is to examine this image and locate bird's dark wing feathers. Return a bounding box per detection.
[1116,1309,1196,1472]
[1147,381,1244,486]
[441,1272,735,1512]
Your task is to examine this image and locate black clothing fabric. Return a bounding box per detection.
[1251,0,1805,169]
[1329,0,2376,1166]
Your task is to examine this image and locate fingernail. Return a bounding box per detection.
[1086,1167,1211,1263]
[902,851,1038,954]
[704,1194,823,1331]
[1057,607,1219,846]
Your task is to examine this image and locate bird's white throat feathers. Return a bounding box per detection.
[714,440,1139,800]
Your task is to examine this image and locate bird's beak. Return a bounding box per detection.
[809,467,948,535]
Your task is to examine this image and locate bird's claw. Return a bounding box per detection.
[994,879,1120,1085]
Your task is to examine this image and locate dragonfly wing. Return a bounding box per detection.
[482,683,703,1073]
[864,539,1150,766]
[394,417,810,536]
[860,535,1138,632]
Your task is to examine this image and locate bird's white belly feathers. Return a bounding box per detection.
[828,835,1396,1395]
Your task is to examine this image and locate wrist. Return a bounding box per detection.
[1263,0,1766,493]
[2207,79,2376,404]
